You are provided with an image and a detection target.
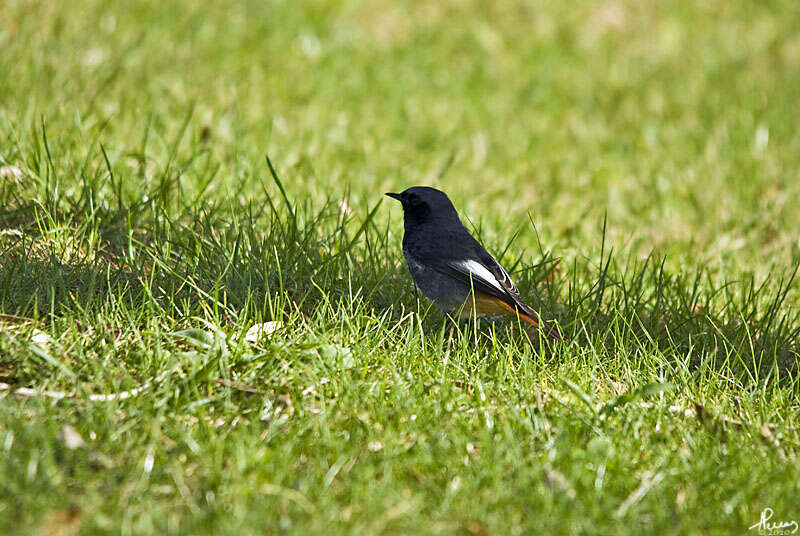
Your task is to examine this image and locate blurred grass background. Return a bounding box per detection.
[3,0,799,264]
[1,1,800,534]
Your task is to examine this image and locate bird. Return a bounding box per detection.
[386,186,562,340]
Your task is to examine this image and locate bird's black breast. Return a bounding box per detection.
[402,249,470,311]
[400,223,479,311]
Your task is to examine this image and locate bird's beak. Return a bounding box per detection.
[385,192,403,201]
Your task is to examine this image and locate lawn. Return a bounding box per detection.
[1,0,799,534]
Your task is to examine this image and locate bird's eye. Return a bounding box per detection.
[408,195,421,206]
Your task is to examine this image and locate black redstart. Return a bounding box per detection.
[386,186,562,340]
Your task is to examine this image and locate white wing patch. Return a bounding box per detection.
[453,260,504,292]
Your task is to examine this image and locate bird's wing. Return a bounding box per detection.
[432,255,532,316]
[475,253,540,319]
[433,253,565,339]
[478,254,566,339]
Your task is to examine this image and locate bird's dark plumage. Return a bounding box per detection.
[386,186,562,340]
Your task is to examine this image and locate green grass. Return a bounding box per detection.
[1,0,800,534]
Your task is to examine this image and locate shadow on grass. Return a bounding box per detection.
[563,254,800,379]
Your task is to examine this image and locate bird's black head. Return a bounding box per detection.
[385,186,460,227]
